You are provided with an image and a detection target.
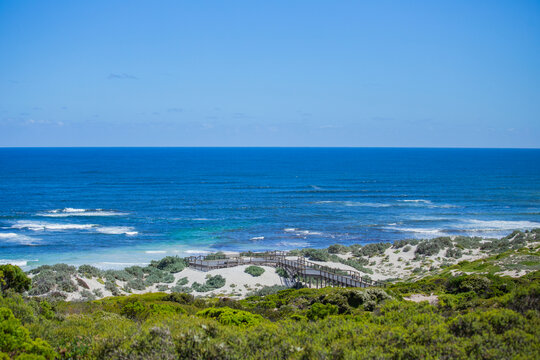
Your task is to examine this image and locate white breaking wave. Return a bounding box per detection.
[250,236,265,240]
[315,201,393,207]
[384,226,446,237]
[12,220,137,236]
[283,228,322,236]
[95,226,138,235]
[12,221,95,231]
[0,259,38,267]
[145,250,167,254]
[38,208,128,217]
[386,219,540,239]
[315,200,456,208]
[184,250,211,254]
[0,232,40,245]
[399,199,432,204]
[463,220,540,232]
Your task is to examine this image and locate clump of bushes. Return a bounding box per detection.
[149,256,187,273]
[327,244,349,254]
[446,247,463,259]
[191,275,226,292]
[415,237,453,257]
[197,306,263,326]
[306,302,338,320]
[355,243,391,257]
[244,266,265,277]
[0,264,31,294]
[0,307,56,359]
[77,264,103,278]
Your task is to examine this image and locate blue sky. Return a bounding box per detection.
[0,1,539,147]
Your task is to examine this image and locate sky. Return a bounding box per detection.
[0,1,539,147]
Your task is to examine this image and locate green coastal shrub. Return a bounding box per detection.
[446,247,463,259]
[0,307,55,359]
[176,277,188,286]
[0,265,31,294]
[244,266,265,277]
[126,278,146,291]
[197,307,263,326]
[306,302,338,320]
[355,243,391,257]
[164,293,194,304]
[77,265,103,278]
[191,275,226,292]
[149,256,187,273]
[393,239,420,248]
[327,244,348,254]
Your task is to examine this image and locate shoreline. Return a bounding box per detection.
[21,228,540,301]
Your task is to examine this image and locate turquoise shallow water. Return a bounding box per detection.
[1,147,539,268]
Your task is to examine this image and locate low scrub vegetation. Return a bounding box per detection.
[2,260,539,359]
[244,266,265,277]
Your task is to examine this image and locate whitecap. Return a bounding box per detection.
[284,228,322,236]
[462,219,540,231]
[399,199,432,204]
[12,221,138,236]
[0,232,40,245]
[0,259,38,266]
[250,236,265,240]
[145,250,167,254]
[12,221,95,231]
[184,250,211,254]
[384,226,446,237]
[95,226,138,236]
[38,208,128,217]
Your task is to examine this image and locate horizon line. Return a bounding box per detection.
[0,146,539,150]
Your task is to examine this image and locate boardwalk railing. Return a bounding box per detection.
[186,251,385,288]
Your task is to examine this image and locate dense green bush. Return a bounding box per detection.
[192,275,226,292]
[244,266,265,277]
[1,268,538,359]
[327,244,348,254]
[0,265,31,294]
[77,264,103,278]
[0,307,55,359]
[446,247,463,259]
[306,302,338,320]
[149,256,187,273]
[355,242,391,257]
[197,307,263,326]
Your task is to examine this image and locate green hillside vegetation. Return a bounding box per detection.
[1,264,539,358]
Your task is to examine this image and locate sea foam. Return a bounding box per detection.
[12,221,137,236]
[95,226,138,235]
[463,219,540,231]
[12,221,95,231]
[38,208,128,217]
[0,259,38,267]
[0,232,40,245]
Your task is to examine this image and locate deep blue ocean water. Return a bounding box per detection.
[1,148,539,269]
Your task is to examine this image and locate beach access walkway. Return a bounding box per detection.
[186,251,385,288]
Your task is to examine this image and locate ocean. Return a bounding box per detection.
[1,147,539,269]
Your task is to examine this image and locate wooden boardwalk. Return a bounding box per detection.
[186,251,385,288]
